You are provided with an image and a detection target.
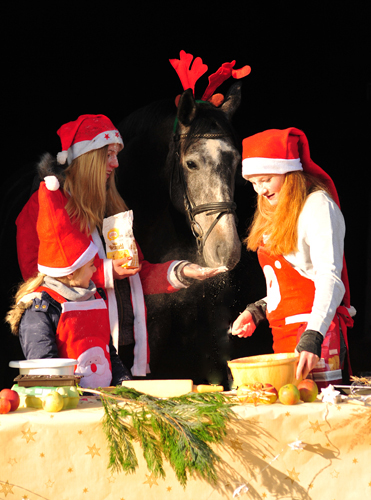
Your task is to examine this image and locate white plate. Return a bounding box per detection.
[9,358,77,375]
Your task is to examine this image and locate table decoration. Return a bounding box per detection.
[81,385,238,488]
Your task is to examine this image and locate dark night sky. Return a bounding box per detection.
[1,3,370,375]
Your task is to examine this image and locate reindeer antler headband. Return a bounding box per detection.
[169,50,251,106]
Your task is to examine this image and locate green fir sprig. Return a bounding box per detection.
[81,386,236,488]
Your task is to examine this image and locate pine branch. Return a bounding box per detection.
[80,386,236,488]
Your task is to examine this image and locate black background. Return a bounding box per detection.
[1,3,370,384]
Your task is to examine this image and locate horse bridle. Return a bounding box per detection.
[171,131,237,254]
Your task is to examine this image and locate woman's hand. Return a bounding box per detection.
[182,264,228,281]
[230,310,256,338]
[295,350,319,380]
[112,257,142,280]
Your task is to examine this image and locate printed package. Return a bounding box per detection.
[297,320,342,389]
[102,211,139,268]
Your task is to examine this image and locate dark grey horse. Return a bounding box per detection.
[115,83,256,386]
[117,83,242,268]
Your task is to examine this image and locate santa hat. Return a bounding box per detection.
[37,176,98,277]
[242,127,351,308]
[56,114,124,165]
[242,128,341,207]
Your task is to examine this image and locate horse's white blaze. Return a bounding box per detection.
[183,138,241,268]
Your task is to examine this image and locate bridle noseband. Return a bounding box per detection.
[171,131,237,254]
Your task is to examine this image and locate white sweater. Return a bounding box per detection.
[283,190,346,336]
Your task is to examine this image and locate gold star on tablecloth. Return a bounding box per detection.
[78,429,83,434]
[330,469,340,479]
[285,412,291,417]
[67,467,73,473]
[309,420,324,433]
[352,458,358,464]
[0,480,14,497]
[21,428,37,443]
[83,487,88,493]
[167,486,172,491]
[285,467,300,484]
[108,474,116,483]
[45,479,54,488]
[40,452,45,458]
[143,473,159,488]
[8,458,17,466]
[22,495,29,500]
[86,444,100,458]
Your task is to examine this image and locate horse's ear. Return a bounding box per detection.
[220,81,242,119]
[177,88,197,126]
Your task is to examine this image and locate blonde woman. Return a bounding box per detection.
[231,128,355,382]
[16,115,226,377]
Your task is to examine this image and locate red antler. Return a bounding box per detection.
[169,50,208,95]
[170,51,251,106]
[202,61,251,102]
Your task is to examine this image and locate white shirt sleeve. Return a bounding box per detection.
[284,191,346,335]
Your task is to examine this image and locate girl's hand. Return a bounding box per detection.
[112,257,142,279]
[295,350,319,380]
[182,264,228,281]
[231,310,256,338]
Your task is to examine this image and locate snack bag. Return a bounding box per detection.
[102,211,139,268]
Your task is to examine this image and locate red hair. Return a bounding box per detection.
[245,171,330,255]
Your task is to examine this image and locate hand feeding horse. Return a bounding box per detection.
[115,52,256,386]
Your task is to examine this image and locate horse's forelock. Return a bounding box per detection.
[182,103,238,153]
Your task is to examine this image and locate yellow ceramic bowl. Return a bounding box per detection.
[228,353,300,391]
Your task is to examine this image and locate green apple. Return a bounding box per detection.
[278,384,300,405]
[42,392,64,412]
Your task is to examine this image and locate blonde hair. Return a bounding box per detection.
[5,265,93,334]
[245,171,331,255]
[63,146,128,235]
[6,274,46,335]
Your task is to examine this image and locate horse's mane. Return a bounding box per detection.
[119,99,176,145]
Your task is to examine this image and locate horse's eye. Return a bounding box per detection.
[186,161,198,170]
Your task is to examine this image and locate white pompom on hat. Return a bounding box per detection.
[56,114,124,165]
[37,176,98,277]
[44,175,60,191]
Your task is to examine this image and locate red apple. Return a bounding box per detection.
[298,379,318,402]
[262,383,278,404]
[0,389,20,411]
[278,384,300,405]
[0,397,11,414]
